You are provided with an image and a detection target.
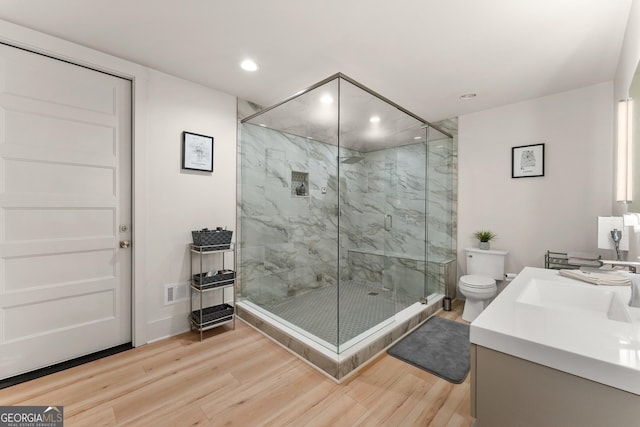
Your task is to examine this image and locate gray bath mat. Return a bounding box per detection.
[387,316,470,383]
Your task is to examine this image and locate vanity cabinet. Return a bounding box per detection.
[471,344,640,427]
[190,243,235,341]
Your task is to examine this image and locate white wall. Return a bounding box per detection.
[0,20,238,345]
[144,70,236,341]
[458,82,614,275]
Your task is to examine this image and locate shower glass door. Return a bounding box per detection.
[425,126,456,298]
[384,124,429,309]
[336,78,429,352]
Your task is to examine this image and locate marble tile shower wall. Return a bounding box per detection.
[343,143,427,297]
[344,137,455,298]
[347,144,427,256]
[239,120,456,305]
[427,134,456,263]
[430,118,458,297]
[239,123,343,305]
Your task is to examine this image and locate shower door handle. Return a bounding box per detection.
[385,214,392,231]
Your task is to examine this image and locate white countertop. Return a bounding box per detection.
[470,266,640,395]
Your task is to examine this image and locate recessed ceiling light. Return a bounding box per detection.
[413,136,422,140]
[259,124,266,127]
[320,94,333,104]
[460,93,477,100]
[240,59,258,72]
[369,115,381,123]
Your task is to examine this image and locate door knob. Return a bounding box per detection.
[120,240,131,249]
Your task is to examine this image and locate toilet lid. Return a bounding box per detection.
[461,275,496,288]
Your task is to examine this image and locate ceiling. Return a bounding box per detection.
[0,0,632,122]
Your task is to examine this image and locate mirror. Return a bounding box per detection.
[627,64,640,211]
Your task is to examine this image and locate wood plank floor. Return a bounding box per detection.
[0,301,475,427]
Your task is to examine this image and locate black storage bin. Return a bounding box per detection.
[192,269,235,289]
[191,304,234,326]
[191,228,233,250]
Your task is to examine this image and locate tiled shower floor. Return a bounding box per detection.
[263,280,417,346]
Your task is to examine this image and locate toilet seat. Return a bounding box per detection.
[460,248,508,322]
[459,274,498,322]
[460,274,496,289]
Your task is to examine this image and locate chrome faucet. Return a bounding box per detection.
[611,229,623,261]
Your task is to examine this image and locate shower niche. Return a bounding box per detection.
[237,73,456,379]
[291,171,308,197]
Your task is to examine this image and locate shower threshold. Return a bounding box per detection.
[263,280,417,348]
[237,299,395,354]
[236,294,443,381]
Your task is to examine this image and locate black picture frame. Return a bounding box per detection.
[182,131,214,172]
[512,143,544,178]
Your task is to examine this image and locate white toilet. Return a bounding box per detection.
[459,247,508,322]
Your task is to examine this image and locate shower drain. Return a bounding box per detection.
[367,292,379,296]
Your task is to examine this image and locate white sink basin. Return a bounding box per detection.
[517,278,632,323]
[471,267,640,395]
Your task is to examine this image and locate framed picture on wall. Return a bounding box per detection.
[182,131,214,172]
[512,143,544,178]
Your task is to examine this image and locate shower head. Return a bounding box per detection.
[339,156,365,164]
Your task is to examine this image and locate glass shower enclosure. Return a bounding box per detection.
[237,73,454,354]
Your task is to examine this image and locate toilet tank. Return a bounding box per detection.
[465,248,508,280]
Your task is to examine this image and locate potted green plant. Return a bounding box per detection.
[474,230,497,250]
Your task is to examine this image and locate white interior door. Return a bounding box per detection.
[0,44,132,379]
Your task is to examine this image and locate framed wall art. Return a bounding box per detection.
[182,131,214,172]
[512,143,544,178]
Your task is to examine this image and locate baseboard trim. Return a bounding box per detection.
[0,343,132,389]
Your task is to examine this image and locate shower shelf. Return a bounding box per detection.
[291,171,308,197]
[189,243,236,341]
